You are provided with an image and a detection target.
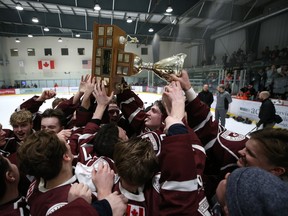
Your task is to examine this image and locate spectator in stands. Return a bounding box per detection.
[273,65,287,99]
[225,83,232,94]
[216,167,288,216]
[254,68,267,92]
[256,91,276,129]
[262,46,270,64]
[265,65,277,94]
[198,84,214,108]
[215,84,232,127]
[224,72,233,86]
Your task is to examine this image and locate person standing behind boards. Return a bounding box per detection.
[256,91,276,129]
[215,84,232,127]
[198,84,214,108]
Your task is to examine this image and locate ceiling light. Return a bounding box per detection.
[166,6,173,13]
[28,34,33,38]
[15,2,23,11]
[44,26,49,32]
[127,16,133,23]
[75,33,80,38]
[94,3,101,11]
[148,28,154,33]
[58,38,62,42]
[32,17,39,23]
[15,38,21,43]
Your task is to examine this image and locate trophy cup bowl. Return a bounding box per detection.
[133,53,187,82]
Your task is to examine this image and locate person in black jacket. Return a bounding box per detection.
[198,84,214,108]
[256,91,276,128]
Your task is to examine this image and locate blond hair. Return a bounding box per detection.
[10,110,33,126]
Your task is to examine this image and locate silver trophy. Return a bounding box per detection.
[133,53,187,82]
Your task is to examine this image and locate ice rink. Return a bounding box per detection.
[0,92,256,135]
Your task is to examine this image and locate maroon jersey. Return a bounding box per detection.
[185,97,247,200]
[76,129,211,215]
[50,198,99,216]
[0,129,21,156]
[116,89,146,135]
[0,197,30,216]
[26,176,77,215]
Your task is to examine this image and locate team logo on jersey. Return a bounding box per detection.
[220,130,246,142]
[152,172,161,193]
[126,204,145,216]
[198,197,212,216]
[46,202,67,215]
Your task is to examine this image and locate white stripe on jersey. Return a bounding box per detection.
[192,144,206,155]
[128,107,142,123]
[119,97,135,110]
[161,178,199,192]
[193,112,213,132]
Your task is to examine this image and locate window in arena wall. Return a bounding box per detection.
[61,48,69,56]
[78,48,85,55]
[44,48,52,56]
[27,48,35,56]
[10,49,19,56]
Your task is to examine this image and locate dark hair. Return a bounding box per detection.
[52,98,67,109]
[114,137,158,186]
[153,100,167,118]
[17,130,68,180]
[93,123,119,159]
[41,108,67,127]
[250,128,288,176]
[0,155,9,198]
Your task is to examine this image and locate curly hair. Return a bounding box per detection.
[17,130,68,180]
[10,110,33,126]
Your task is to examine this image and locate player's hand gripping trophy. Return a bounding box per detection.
[133,53,187,82]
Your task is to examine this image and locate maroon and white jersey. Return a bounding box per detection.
[185,97,247,175]
[26,175,77,216]
[158,130,211,216]
[116,89,146,135]
[185,97,247,200]
[76,128,211,216]
[76,121,101,164]
[0,196,30,216]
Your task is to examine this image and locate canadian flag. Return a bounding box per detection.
[38,60,55,69]
[126,204,145,216]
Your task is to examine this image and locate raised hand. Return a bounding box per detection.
[78,74,91,93]
[162,81,186,131]
[37,90,56,101]
[57,129,72,142]
[93,80,114,107]
[169,70,192,91]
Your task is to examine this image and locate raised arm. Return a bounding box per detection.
[159,81,211,215]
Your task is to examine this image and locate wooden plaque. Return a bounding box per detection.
[91,23,137,94]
